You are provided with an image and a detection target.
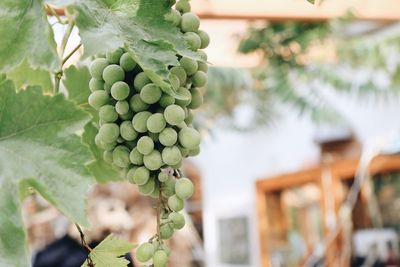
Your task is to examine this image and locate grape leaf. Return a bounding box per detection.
[81,234,135,267]
[63,65,91,105]
[0,0,60,72]
[0,80,94,266]
[67,0,199,99]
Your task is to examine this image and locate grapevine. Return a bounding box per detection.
[87,0,209,265]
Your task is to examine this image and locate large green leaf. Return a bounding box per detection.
[62,65,91,105]
[67,0,200,99]
[0,0,59,72]
[0,80,93,266]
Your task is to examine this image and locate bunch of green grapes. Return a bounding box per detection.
[88,0,208,265]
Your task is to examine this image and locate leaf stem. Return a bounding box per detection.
[59,21,75,58]
[62,43,82,66]
[156,190,162,240]
[75,224,95,267]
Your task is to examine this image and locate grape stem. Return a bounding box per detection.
[156,189,162,240]
[75,224,94,267]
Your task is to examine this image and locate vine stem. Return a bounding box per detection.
[62,43,82,66]
[75,224,95,267]
[156,190,162,240]
[59,21,75,58]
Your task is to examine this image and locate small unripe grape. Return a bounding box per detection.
[179,127,200,149]
[140,83,162,104]
[106,48,124,64]
[160,224,174,240]
[132,111,152,133]
[115,100,129,115]
[180,12,200,32]
[162,177,176,197]
[119,110,133,120]
[129,94,150,112]
[169,212,185,229]
[111,81,130,100]
[89,58,108,80]
[175,88,192,107]
[102,64,125,84]
[184,110,193,124]
[119,52,136,71]
[104,83,112,93]
[165,9,181,26]
[169,74,180,90]
[197,30,210,49]
[179,57,198,76]
[130,148,144,165]
[188,87,203,109]
[184,32,201,51]
[158,172,169,182]
[96,134,117,150]
[177,145,189,158]
[159,94,175,108]
[89,78,104,92]
[99,105,118,123]
[88,90,109,110]
[136,242,154,263]
[164,104,185,125]
[99,123,119,143]
[143,150,163,170]
[170,66,187,86]
[120,120,138,141]
[175,177,194,199]
[103,150,113,164]
[176,0,191,13]
[162,146,182,166]
[147,113,166,133]
[139,178,155,195]
[168,194,184,211]
[150,184,160,198]
[133,72,151,92]
[153,250,168,267]
[126,167,137,184]
[137,136,154,155]
[159,128,178,146]
[188,146,200,156]
[198,61,208,73]
[192,71,207,87]
[197,50,208,61]
[133,166,150,185]
[112,146,130,168]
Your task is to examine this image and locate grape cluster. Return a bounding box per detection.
[88,0,208,265]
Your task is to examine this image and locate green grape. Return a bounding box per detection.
[179,57,198,76]
[180,12,200,32]
[170,66,187,86]
[89,78,105,92]
[159,94,175,108]
[112,146,130,168]
[126,167,138,184]
[175,177,194,199]
[164,104,185,125]
[119,110,134,120]
[120,120,138,141]
[162,177,176,197]
[103,150,113,164]
[188,87,203,109]
[132,111,152,133]
[140,83,162,104]
[165,8,181,26]
[160,224,174,240]
[178,127,200,149]
[150,184,160,198]
[152,240,160,252]
[197,61,208,73]
[139,177,155,195]
[148,132,159,142]
[188,146,200,156]
[106,48,124,64]
[137,136,154,155]
[192,71,207,87]
[169,74,180,90]
[153,250,168,267]
[99,105,118,123]
[147,113,166,133]
[158,172,169,182]
[175,88,192,107]
[160,244,171,256]
[197,30,210,49]
[171,160,183,169]
[176,0,191,13]
[159,128,178,146]
[88,90,109,110]
[143,150,163,170]
[197,50,208,61]
[136,242,154,263]
[102,64,125,84]
[168,194,184,211]
[130,148,144,165]
[96,135,117,151]
[115,100,129,115]
[119,52,137,71]
[104,83,112,93]
[162,146,182,166]
[133,166,150,185]
[169,212,185,229]
[89,58,109,80]
[111,81,130,100]
[184,110,193,124]
[183,32,201,51]
[178,145,189,157]
[130,94,150,113]
[99,123,119,143]
[133,72,151,92]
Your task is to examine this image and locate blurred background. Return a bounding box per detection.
[26,0,400,266]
